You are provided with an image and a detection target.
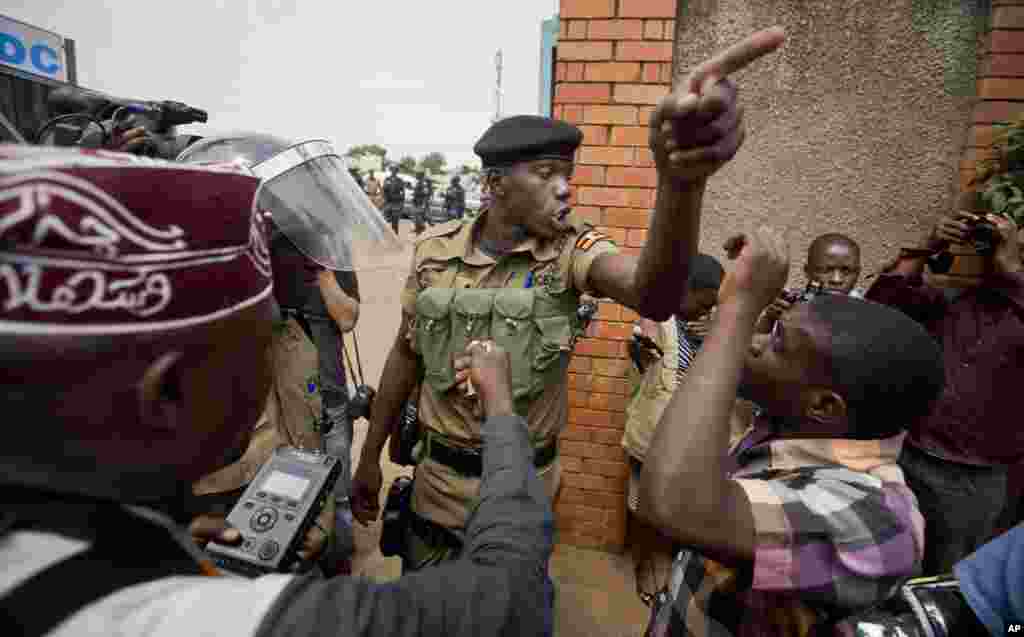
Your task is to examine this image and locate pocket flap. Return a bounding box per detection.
[493,289,535,321]
[452,289,495,319]
[534,315,573,351]
[416,287,455,321]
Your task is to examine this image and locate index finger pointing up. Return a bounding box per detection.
[687,27,786,95]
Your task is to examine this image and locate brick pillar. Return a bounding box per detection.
[962,2,1024,193]
[553,0,678,553]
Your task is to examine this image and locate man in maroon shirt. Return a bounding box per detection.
[867,211,1024,575]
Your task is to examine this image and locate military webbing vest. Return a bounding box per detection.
[410,238,586,420]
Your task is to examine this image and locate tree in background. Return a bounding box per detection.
[458,163,482,188]
[419,152,447,175]
[345,144,388,161]
[397,156,418,176]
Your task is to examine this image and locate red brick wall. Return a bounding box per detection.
[554,0,678,552]
[961,1,1024,193]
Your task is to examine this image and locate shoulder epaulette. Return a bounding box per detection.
[414,219,464,244]
[575,229,611,252]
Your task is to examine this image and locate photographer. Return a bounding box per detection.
[755,233,862,334]
[0,146,554,636]
[866,211,1024,575]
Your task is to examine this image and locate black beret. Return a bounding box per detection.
[473,115,583,168]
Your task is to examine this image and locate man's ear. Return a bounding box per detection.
[137,351,185,431]
[802,387,847,430]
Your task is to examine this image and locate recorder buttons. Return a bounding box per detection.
[250,507,278,532]
[258,540,280,561]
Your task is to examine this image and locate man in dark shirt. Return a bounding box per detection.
[444,175,466,221]
[867,211,1024,575]
[382,166,407,236]
[0,149,555,635]
[411,171,432,234]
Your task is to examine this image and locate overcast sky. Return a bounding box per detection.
[10,0,559,169]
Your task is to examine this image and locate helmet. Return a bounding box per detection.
[177,133,400,271]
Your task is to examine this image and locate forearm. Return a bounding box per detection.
[261,557,552,637]
[754,310,775,334]
[462,412,554,567]
[358,343,420,463]
[640,300,758,528]
[865,255,945,324]
[989,269,1024,312]
[317,272,359,333]
[630,178,706,320]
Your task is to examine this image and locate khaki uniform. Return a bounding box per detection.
[194,318,335,536]
[621,319,679,466]
[400,213,617,535]
[366,178,385,209]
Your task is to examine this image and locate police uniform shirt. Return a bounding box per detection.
[400,212,618,529]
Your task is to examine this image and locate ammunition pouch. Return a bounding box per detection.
[412,286,582,410]
[379,476,413,557]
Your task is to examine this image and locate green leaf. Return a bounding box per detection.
[993,191,1008,213]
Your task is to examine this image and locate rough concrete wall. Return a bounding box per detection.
[673,0,985,286]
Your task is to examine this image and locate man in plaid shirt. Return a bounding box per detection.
[638,227,945,636]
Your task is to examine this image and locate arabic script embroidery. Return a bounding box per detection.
[2,264,173,317]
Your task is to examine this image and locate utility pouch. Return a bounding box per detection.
[379,476,413,557]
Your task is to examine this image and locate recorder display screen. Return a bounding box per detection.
[261,471,310,501]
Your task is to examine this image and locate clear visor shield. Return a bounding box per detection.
[253,141,401,271]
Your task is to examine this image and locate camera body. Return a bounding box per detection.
[964,216,999,256]
[781,280,826,305]
[928,216,1001,274]
[347,384,376,422]
[205,446,341,577]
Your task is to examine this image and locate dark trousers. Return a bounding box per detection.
[412,202,427,234]
[383,202,402,235]
[899,442,1008,575]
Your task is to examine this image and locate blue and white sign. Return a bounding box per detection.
[0,15,67,82]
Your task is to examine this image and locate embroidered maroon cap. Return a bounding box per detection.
[0,145,272,334]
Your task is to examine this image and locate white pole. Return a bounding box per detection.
[494,49,503,123]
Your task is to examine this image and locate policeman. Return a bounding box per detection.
[179,133,396,574]
[412,171,432,235]
[351,54,760,572]
[382,164,407,235]
[366,171,385,209]
[444,175,466,222]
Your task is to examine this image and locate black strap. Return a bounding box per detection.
[407,507,464,551]
[281,307,315,343]
[1,501,209,637]
[427,438,558,477]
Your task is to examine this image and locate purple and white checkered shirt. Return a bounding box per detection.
[644,423,924,637]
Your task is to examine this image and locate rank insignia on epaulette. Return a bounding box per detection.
[575,230,609,252]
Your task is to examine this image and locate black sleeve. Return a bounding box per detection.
[254,414,555,637]
[333,270,360,303]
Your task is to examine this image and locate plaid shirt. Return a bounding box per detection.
[645,425,925,637]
